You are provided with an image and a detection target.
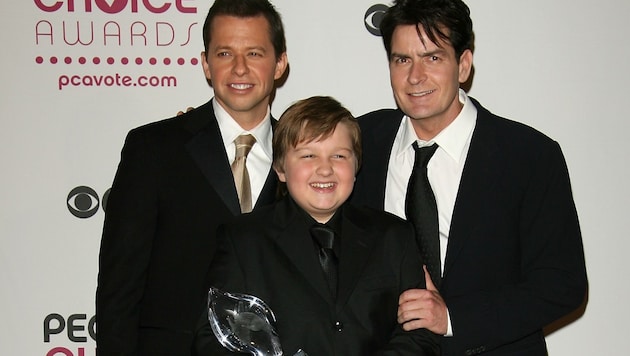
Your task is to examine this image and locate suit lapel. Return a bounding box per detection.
[255,117,279,208]
[185,102,279,215]
[336,206,374,307]
[271,197,332,303]
[274,203,380,307]
[270,201,384,308]
[255,160,279,208]
[443,104,504,279]
[355,110,403,209]
[185,102,241,215]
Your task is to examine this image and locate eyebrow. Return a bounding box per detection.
[212,45,269,53]
[420,48,448,57]
[391,47,450,62]
[390,52,410,61]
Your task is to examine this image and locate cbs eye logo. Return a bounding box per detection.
[67,186,111,219]
[364,4,389,36]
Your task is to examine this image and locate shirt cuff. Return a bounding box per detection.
[445,307,454,337]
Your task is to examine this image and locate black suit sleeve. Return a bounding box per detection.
[96,129,159,355]
[194,225,246,356]
[447,141,587,352]
[376,223,440,356]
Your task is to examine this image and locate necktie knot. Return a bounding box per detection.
[310,224,335,250]
[234,134,256,159]
[412,142,438,169]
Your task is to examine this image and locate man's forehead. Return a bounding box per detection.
[394,24,452,50]
[208,15,273,45]
[210,14,270,32]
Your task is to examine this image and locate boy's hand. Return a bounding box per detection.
[398,265,448,335]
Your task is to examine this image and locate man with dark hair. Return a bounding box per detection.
[352,0,587,354]
[96,0,288,355]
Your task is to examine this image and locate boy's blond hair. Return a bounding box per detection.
[273,96,361,173]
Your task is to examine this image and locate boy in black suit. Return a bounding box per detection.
[194,96,439,356]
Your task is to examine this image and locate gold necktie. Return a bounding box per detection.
[231,134,256,213]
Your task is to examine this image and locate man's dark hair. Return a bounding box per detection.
[202,0,286,59]
[380,0,473,60]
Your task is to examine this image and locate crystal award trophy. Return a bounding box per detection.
[207,287,308,356]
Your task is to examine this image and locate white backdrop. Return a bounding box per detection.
[1,0,628,354]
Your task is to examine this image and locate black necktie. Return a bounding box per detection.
[405,142,441,289]
[310,224,338,298]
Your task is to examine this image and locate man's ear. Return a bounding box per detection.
[274,52,288,81]
[458,49,473,84]
[201,51,211,82]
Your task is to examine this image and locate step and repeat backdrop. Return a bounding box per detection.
[1,0,628,354]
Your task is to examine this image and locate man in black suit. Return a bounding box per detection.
[95,1,288,355]
[351,0,588,354]
[194,96,439,356]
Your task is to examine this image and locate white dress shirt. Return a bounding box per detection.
[213,99,273,207]
[384,89,477,335]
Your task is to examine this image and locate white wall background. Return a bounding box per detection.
[1,0,627,354]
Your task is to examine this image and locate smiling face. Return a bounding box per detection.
[389,24,472,140]
[201,15,288,129]
[275,123,357,223]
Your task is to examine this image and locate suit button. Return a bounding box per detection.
[333,321,343,331]
[465,346,485,355]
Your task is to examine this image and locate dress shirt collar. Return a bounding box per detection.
[295,196,344,254]
[397,89,477,164]
[212,98,273,159]
[293,196,343,232]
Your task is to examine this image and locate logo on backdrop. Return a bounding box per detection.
[364,4,389,36]
[67,186,110,218]
[33,0,200,91]
[44,313,95,356]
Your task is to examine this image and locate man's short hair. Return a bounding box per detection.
[380,0,474,60]
[203,0,287,59]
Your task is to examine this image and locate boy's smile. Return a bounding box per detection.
[275,123,357,223]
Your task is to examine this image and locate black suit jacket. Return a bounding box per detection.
[96,100,278,356]
[352,98,587,355]
[194,197,440,356]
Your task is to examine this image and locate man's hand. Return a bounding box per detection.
[398,265,448,335]
[176,107,195,116]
